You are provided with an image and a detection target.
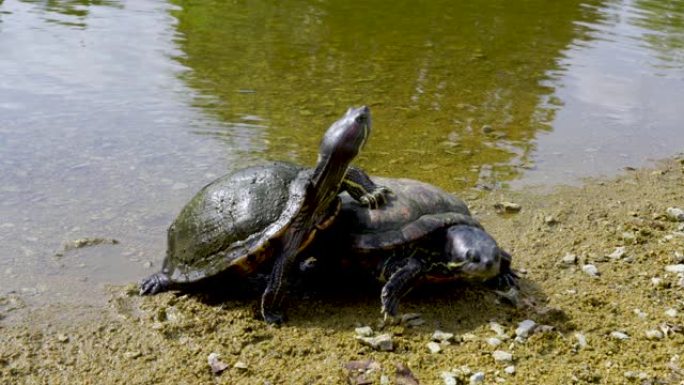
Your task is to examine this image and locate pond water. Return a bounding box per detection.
[0,0,683,306]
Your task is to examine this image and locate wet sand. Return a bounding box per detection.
[2,157,684,384]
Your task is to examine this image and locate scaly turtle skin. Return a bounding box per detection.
[140,106,388,324]
[313,177,517,321]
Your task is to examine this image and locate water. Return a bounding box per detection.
[0,0,683,306]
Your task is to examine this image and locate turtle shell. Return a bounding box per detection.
[161,161,308,283]
[336,177,480,251]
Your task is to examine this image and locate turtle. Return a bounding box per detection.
[139,106,390,324]
[308,176,518,321]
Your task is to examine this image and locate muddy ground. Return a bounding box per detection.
[2,157,684,385]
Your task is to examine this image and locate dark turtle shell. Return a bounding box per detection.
[336,177,481,252]
[161,161,306,283]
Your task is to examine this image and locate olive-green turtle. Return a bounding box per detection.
[311,177,517,321]
[140,106,389,324]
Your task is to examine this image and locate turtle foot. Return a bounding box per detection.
[262,309,286,325]
[360,186,393,209]
[139,272,170,295]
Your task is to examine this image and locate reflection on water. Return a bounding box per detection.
[517,0,684,186]
[172,0,607,190]
[0,0,683,307]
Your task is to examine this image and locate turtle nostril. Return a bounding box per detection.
[485,260,494,269]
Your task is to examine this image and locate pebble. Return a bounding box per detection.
[582,264,600,277]
[665,264,684,273]
[504,366,516,375]
[608,246,627,260]
[431,330,455,343]
[673,251,684,263]
[207,352,229,374]
[644,329,664,340]
[486,337,502,347]
[666,207,684,222]
[441,372,458,385]
[665,308,678,318]
[357,334,394,351]
[233,361,248,370]
[489,322,507,337]
[515,320,537,338]
[560,253,578,266]
[427,341,442,354]
[355,326,374,337]
[56,334,69,343]
[492,350,513,363]
[461,333,478,342]
[610,331,630,340]
[575,333,588,349]
[124,351,142,360]
[401,313,425,327]
[380,375,390,385]
[469,372,485,384]
[495,202,521,213]
[633,308,648,319]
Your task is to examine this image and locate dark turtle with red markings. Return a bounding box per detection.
[313,177,517,321]
[139,106,390,324]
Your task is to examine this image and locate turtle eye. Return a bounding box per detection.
[466,250,480,264]
[355,114,367,124]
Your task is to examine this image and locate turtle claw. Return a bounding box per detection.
[360,186,393,209]
[262,309,286,325]
[139,272,170,295]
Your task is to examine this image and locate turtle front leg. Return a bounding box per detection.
[139,271,171,295]
[343,167,392,209]
[484,250,519,291]
[380,257,423,323]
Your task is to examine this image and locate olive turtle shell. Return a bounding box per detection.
[336,177,480,251]
[162,161,306,283]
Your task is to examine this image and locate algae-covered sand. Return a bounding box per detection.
[2,158,684,385]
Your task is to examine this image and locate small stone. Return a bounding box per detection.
[665,308,678,318]
[665,264,684,273]
[651,277,664,287]
[441,372,458,385]
[610,331,630,340]
[481,125,493,134]
[427,341,442,354]
[644,329,664,340]
[624,371,638,379]
[560,253,578,266]
[461,333,478,342]
[633,308,648,319]
[431,330,455,343]
[486,337,502,347]
[56,334,69,343]
[666,207,684,222]
[608,247,627,260]
[401,313,425,327]
[357,334,393,351]
[355,326,374,337]
[124,351,142,360]
[469,372,485,384]
[515,320,537,338]
[582,264,600,277]
[621,231,637,244]
[380,375,390,385]
[544,215,558,225]
[233,361,248,370]
[495,202,521,213]
[489,322,507,337]
[207,352,229,374]
[492,350,513,363]
[575,333,588,349]
[673,251,684,263]
[504,366,516,375]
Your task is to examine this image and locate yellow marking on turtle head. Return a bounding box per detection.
[447,261,467,270]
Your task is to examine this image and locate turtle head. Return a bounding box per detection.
[314,106,371,182]
[444,225,502,281]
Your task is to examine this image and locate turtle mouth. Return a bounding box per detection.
[448,260,501,281]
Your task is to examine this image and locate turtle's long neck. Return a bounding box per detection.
[309,153,348,209]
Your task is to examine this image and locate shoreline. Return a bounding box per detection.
[2,156,684,384]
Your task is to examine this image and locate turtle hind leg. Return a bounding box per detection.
[139,272,171,295]
[380,257,423,322]
[343,167,392,209]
